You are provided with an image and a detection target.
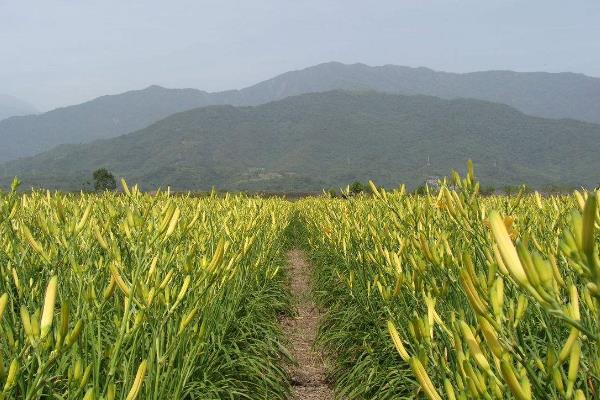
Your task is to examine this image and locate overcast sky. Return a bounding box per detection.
[1,0,599,111]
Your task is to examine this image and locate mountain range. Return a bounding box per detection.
[2,91,598,191]
[0,94,38,122]
[1,62,600,164]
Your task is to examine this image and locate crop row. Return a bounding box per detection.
[0,181,293,399]
[300,166,599,399]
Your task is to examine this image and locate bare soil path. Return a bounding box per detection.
[283,249,334,400]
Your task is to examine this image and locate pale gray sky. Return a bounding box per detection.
[1,0,599,110]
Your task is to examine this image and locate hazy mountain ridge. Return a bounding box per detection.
[2,91,599,191]
[232,62,600,123]
[0,86,219,163]
[1,62,600,163]
[0,94,38,121]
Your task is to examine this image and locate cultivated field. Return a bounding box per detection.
[0,167,599,399]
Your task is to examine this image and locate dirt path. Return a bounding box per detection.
[283,249,334,400]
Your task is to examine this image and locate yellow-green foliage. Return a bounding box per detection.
[2,166,599,399]
[0,183,293,399]
[299,166,600,399]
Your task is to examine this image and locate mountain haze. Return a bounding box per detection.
[237,62,600,124]
[1,62,600,163]
[0,94,38,121]
[2,91,598,191]
[0,86,218,163]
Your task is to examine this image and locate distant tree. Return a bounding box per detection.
[93,168,116,191]
[349,181,366,195]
